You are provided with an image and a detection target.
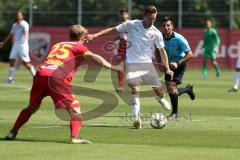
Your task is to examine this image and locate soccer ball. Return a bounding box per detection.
[150,113,167,129]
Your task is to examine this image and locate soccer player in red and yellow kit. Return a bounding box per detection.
[5,25,123,144]
[114,8,129,92]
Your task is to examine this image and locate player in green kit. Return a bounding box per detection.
[202,20,221,79]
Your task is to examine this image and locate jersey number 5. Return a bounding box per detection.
[48,44,73,59]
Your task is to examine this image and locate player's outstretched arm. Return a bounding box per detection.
[85,27,117,41]
[84,51,123,71]
[0,33,13,48]
[158,48,173,79]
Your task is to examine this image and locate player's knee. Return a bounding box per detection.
[27,105,40,114]
[128,84,140,94]
[9,60,16,66]
[168,88,178,96]
[167,82,178,95]
[69,107,82,120]
[22,61,27,65]
[236,68,240,72]
[170,90,178,96]
[72,107,81,114]
[23,62,31,69]
[211,60,217,65]
[131,88,139,94]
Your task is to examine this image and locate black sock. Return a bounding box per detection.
[178,87,189,96]
[169,93,178,114]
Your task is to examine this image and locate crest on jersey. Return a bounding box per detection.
[29,32,51,65]
[148,34,154,40]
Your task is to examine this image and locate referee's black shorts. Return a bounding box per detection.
[165,63,186,85]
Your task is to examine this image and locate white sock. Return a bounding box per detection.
[8,67,15,80]
[131,94,140,121]
[233,72,240,90]
[30,66,36,76]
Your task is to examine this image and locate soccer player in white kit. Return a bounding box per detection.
[0,11,36,83]
[86,6,173,129]
[228,52,240,92]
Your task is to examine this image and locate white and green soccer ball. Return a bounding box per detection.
[150,113,167,129]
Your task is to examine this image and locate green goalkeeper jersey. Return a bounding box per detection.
[203,28,220,56]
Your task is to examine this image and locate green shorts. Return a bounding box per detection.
[203,50,217,60]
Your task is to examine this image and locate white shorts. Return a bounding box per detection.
[9,43,30,62]
[236,53,240,68]
[125,63,162,87]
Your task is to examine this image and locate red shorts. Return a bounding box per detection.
[30,74,80,109]
[117,40,126,61]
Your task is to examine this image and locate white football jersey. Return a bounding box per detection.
[10,20,29,45]
[116,19,164,63]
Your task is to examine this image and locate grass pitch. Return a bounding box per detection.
[0,66,240,160]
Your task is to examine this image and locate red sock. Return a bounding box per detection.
[118,71,125,87]
[11,108,32,133]
[70,118,82,137]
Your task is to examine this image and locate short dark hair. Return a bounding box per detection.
[16,11,23,14]
[160,16,174,25]
[16,11,24,16]
[120,8,128,14]
[143,6,157,15]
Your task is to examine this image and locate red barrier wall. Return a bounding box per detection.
[30,27,240,68]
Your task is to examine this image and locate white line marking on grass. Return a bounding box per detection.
[142,121,151,124]
[1,89,30,92]
[227,117,240,120]
[31,125,65,129]
[191,119,207,122]
[86,123,110,126]
[0,84,31,91]
[99,143,149,147]
[85,123,130,127]
[30,117,240,129]
[192,118,240,122]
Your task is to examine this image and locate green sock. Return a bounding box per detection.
[214,63,221,77]
[203,62,207,78]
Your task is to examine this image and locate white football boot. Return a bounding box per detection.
[156,96,171,111]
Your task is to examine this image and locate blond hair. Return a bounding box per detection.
[69,25,88,41]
